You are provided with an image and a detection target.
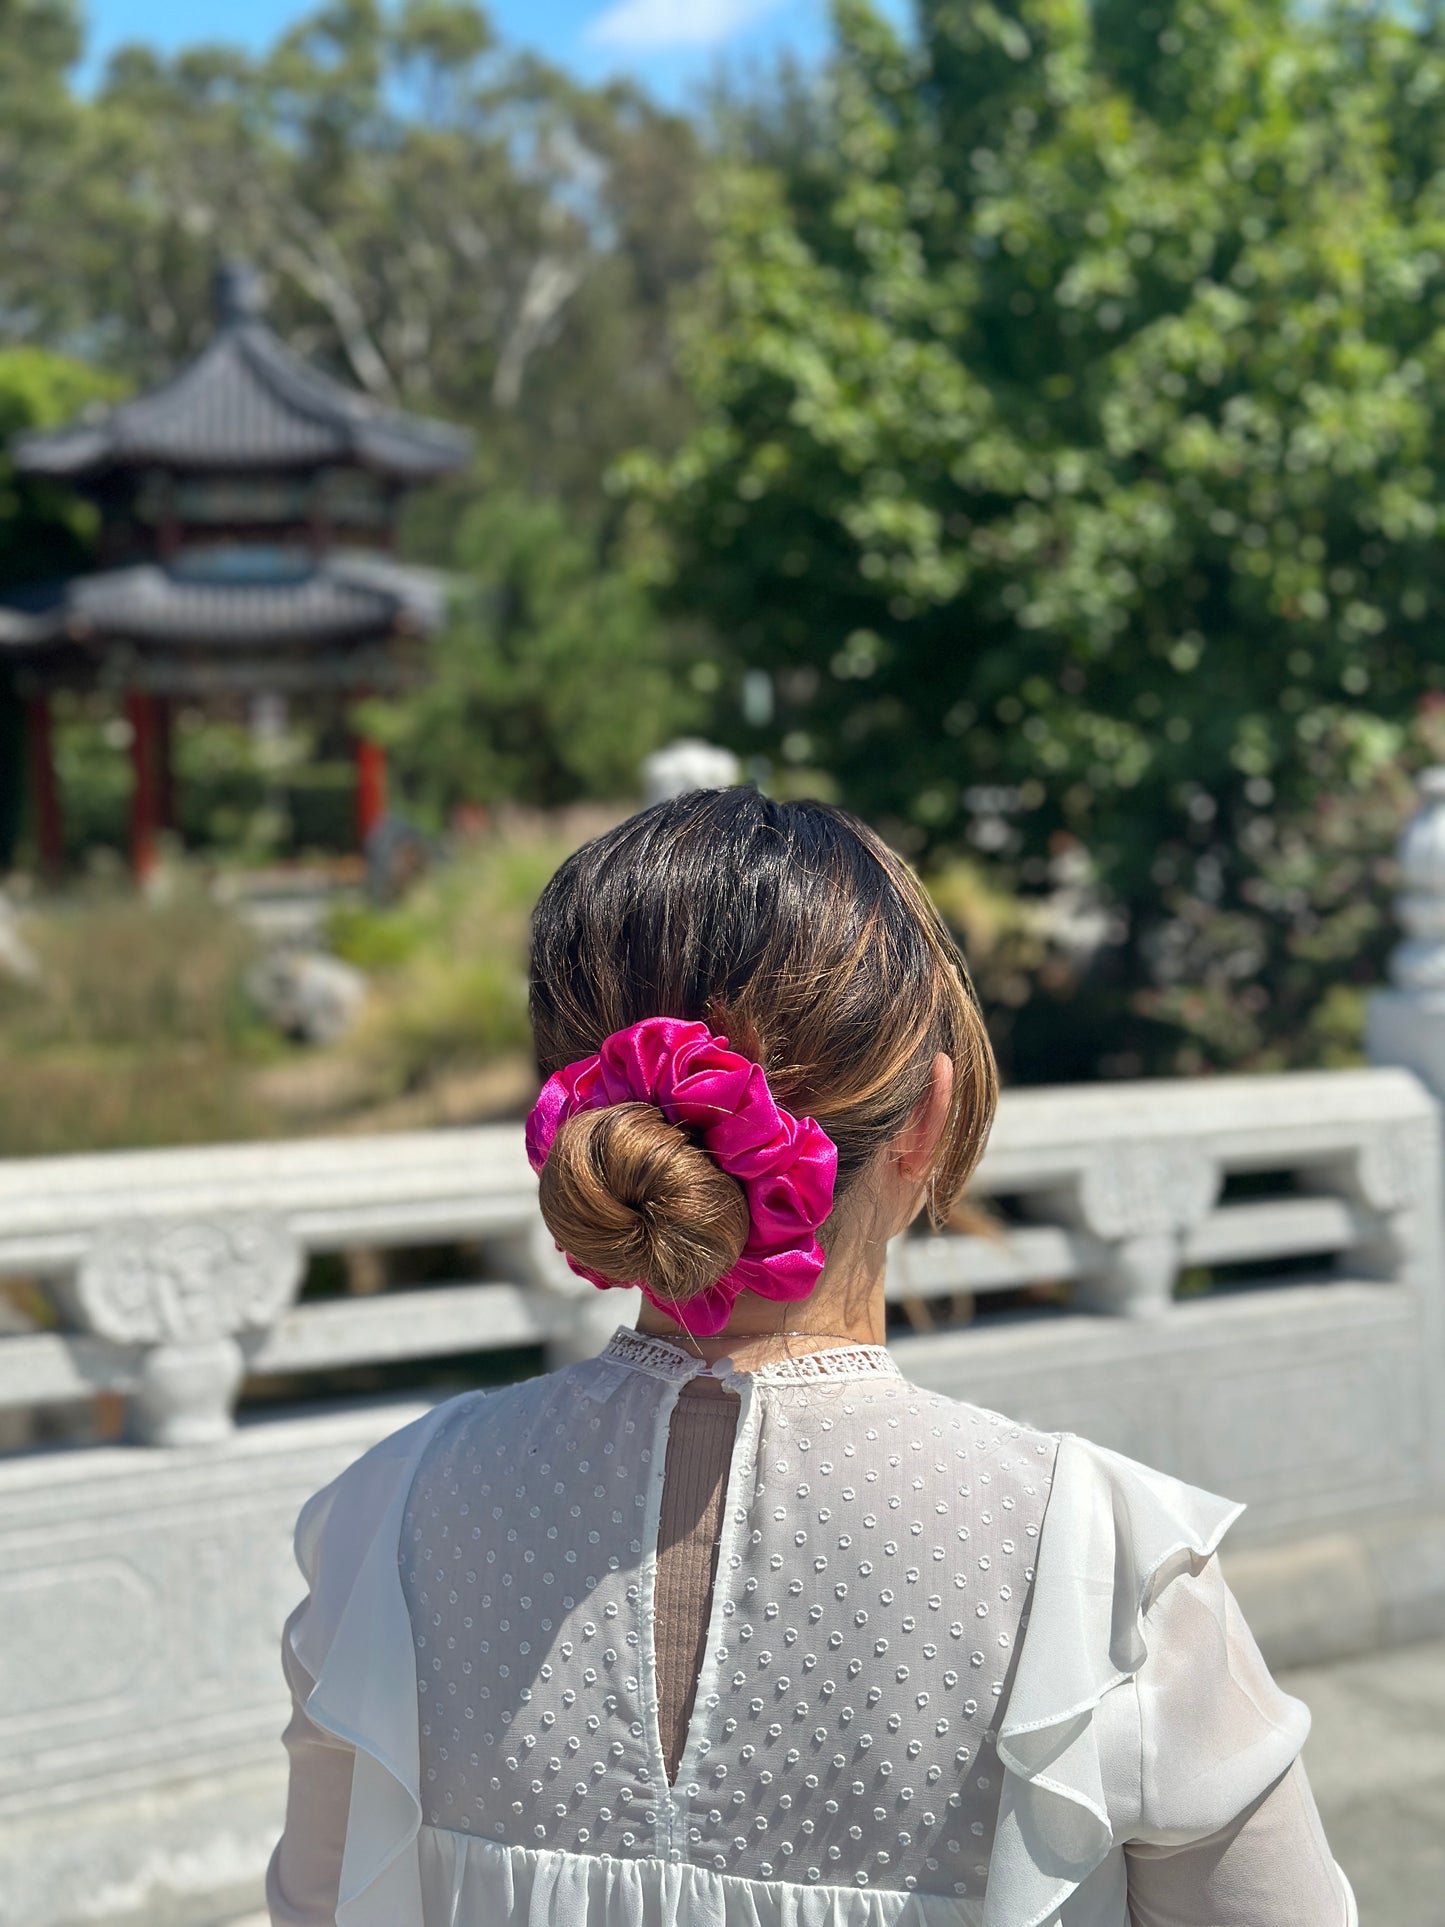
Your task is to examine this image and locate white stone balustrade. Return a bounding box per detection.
[0,1067,1438,1464]
[0,1128,608,1443]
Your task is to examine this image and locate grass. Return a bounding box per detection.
[0,819,598,1157]
[0,882,277,1155]
[0,888,262,1052]
[329,828,582,1100]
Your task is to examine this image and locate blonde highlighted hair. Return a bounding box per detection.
[529,789,998,1310]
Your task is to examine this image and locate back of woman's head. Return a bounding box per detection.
[529,788,997,1317]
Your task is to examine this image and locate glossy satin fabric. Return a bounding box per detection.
[524,1019,838,1333]
[267,1326,1356,1927]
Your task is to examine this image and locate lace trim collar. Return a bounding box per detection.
[599,1323,903,1386]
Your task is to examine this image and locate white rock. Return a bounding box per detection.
[0,896,38,985]
[246,949,366,1047]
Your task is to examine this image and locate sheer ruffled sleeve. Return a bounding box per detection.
[265,1397,478,1927]
[1125,1756,1355,1927]
[1121,1552,1357,1925]
[1128,1549,1309,1842]
[266,1603,354,1927]
[984,1434,1353,1927]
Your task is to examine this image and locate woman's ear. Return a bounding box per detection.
[895,1053,954,1184]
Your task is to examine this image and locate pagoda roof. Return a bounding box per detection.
[0,549,447,655]
[15,265,472,484]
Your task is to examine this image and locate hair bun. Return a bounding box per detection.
[537,1102,750,1307]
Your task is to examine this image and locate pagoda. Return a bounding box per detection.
[0,264,471,879]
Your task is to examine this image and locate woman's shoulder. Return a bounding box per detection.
[896,1372,1246,1567]
[292,1392,480,1558]
[889,1382,1258,1684]
[894,1375,1059,1448]
[297,1358,611,1552]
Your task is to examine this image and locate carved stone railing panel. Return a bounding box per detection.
[1029,1136,1223,1318]
[57,1216,304,1446]
[246,1282,550,1374]
[70,1215,303,1345]
[0,1125,537,1276]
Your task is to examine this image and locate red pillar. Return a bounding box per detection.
[356,734,388,847]
[126,691,161,884]
[26,694,63,879]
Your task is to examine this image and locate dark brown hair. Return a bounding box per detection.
[529,788,998,1313]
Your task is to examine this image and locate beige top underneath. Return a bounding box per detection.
[651,1372,743,1783]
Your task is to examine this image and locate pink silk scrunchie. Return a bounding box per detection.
[525,1016,839,1336]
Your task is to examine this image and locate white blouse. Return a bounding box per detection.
[268,1324,1356,1926]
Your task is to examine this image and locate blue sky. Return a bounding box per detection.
[81,0,844,101]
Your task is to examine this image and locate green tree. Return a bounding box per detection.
[625,0,1445,1078]
[367,491,698,819]
[0,347,126,866]
[0,348,124,590]
[6,0,704,512]
[0,1,88,340]
[0,1,708,866]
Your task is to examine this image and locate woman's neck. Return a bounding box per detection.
[634,1223,888,1364]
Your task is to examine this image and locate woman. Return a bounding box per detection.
[268,788,1355,1927]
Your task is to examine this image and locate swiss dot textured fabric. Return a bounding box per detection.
[400,1326,1050,1895]
[268,1323,1358,1927]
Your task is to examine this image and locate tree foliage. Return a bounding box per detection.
[367,492,698,819]
[626,0,1445,1076]
[0,0,705,844]
[0,0,704,508]
[0,348,124,591]
[4,0,1443,1083]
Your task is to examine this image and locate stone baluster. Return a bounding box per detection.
[61,1216,304,1445]
[487,1219,636,1368]
[1029,1139,1221,1318]
[1301,1118,1438,1282]
[1367,767,1445,1108]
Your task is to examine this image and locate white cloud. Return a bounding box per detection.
[588,0,789,51]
